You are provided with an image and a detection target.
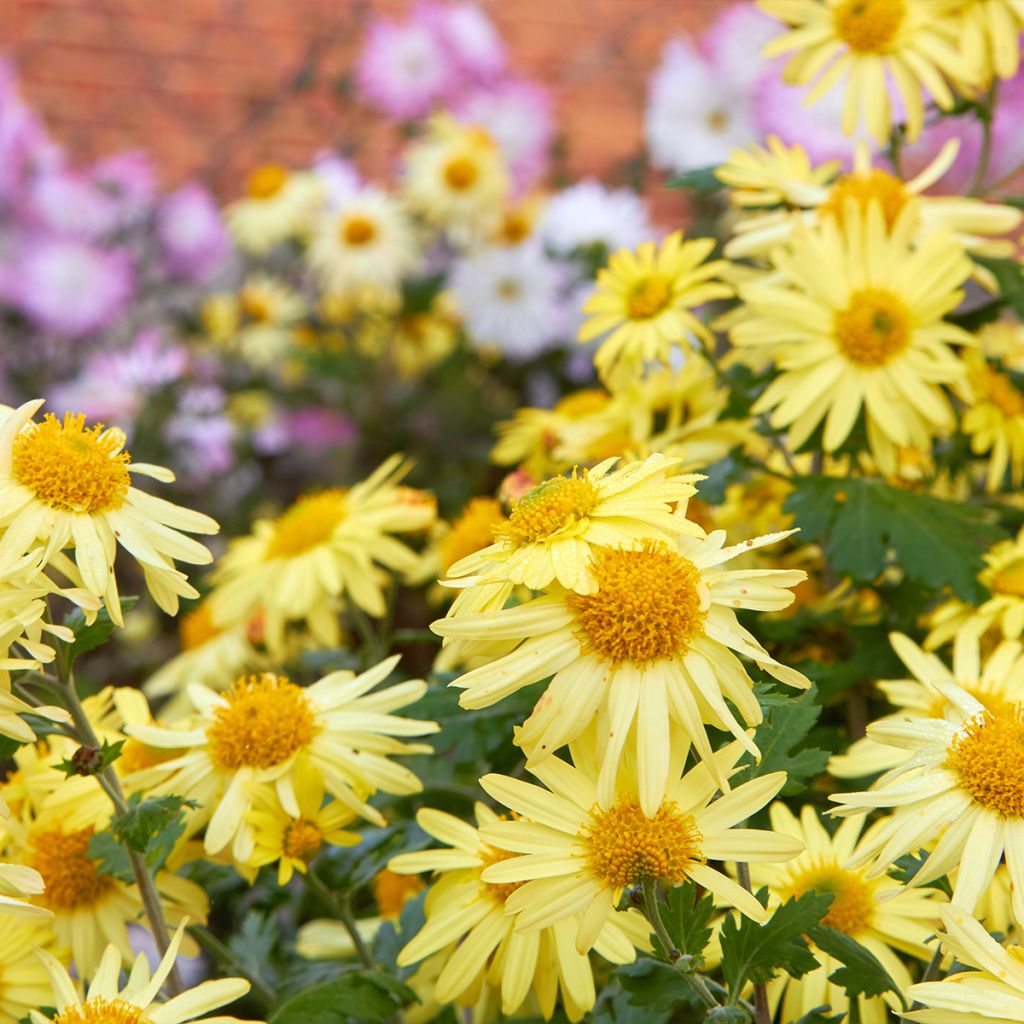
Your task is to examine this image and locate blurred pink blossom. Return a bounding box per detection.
[157,183,230,284]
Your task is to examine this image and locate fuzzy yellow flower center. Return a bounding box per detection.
[444,156,479,191]
[247,163,289,200]
[239,286,275,323]
[500,210,532,244]
[12,412,131,513]
[265,490,348,559]
[31,827,114,911]
[981,366,1024,418]
[820,169,908,229]
[833,288,911,368]
[627,275,673,320]
[207,674,318,771]
[947,704,1024,817]
[374,868,424,919]
[341,214,378,247]
[52,1000,147,1024]
[583,799,703,889]
[785,861,874,935]
[497,474,599,547]
[440,497,507,573]
[179,602,220,650]
[833,0,905,54]
[989,556,1024,597]
[569,544,706,664]
[283,819,323,862]
[479,844,526,904]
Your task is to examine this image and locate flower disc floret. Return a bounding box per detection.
[568,544,705,664]
[264,490,347,559]
[31,827,113,911]
[283,819,323,862]
[247,163,289,199]
[341,214,377,246]
[947,703,1024,817]
[833,0,905,53]
[990,556,1024,597]
[820,169,908,228]
[51,1000,145,1024]
[12,413,130,513]
[207,674,317,771]
[583,798,703,889]
[497,475,598,547]
[834,288,911,367]
[440,497,506,573]
[980,366,1024,418]
[627,275,672,320]
[444,156,479,190]
[786,862,874,934]
[479,844,524,903]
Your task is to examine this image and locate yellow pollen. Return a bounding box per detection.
[207,674,317,771]
[12,412,131,513]
[282,819,323,862]
[341,214,378,246]
[947,703,1024,817]
[265,490,348,559]
[583,799,702,889]
[820,169,907,229]
[784,861,874,935]
[497,474,599,547]
[373,868,424,919]
[501,211,531,244]
[981,366,1024,418]
[179,602,220,650]
[627,274,673,320]
[444,156,479,190]
[833,0,905,54]
[239,286,274,323]
[439,497,507,573]
[246,163,289,200]
[833,288,911,367]
[31,827,114,911]
[479,844,525,904]
[52,1000,146,1024]
[706,109,729,133]
[569,544,706,665]
[990,556,1024,597]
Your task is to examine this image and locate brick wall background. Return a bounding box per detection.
[0,0,723,199]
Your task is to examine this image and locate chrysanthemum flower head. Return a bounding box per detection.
[0,923,59,1022]
[0,400,218,626]
[225,163,324,253]
[955,0,1024,85]
[963,345,1024,493]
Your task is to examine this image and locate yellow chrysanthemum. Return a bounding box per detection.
[0,924,59,1022]
[750,804,941,1024]
[29,921,258,1024]
[732,203,973,475]
[231,275,307,369]
[225,162,323,254]
[759,0,970,144]
[356,295,460,378]
[578,231,732,382]
[435,531,808,813]
[0,401,218,626]
[438,497,508,579]
[716,135,840,208]
[963,346,1024,492]
[388,803,648,1022]
[128,656,437,859]
[955,0,1024,84]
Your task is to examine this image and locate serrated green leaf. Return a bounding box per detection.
[592,983,673,1024]
[109,792,196,875]
[88,830,135,883]
[614,958,700,1014]
[808,925,903,1003]
[659,881,714,960]
[792,1010,844,1024]
[891,851,953,897]
[270,970,416,1022]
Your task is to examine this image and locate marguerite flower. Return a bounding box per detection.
[964,347,1024,492]
[127,656,438,860]
[225,163,323,253]
[955,0,1024,84]
[0,401,219,625]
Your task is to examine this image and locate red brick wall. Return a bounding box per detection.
[0,0,722,198]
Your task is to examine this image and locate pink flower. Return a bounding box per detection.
[92,150,156,225]
[702,3,782,93]
[284,407,356,451]
[431,2,506,83]
[899,117,981,195]
[0,60,61,203]
[23,169,119,239]
[157,183,230,284]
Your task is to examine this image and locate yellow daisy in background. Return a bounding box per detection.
[0,400,218,625]
[389,803,647,1022]
[830,629,1024,778]
[0,924,59,1022]
[225,162,323,254]
[129,656,438,859]
[759,0,969,144]
[749,804,941,1024]
[956,0,1024,84]
[435,529,807,813]
[437,497,508,580]
[479,741,801,954]
[30,921,258,1024]
[578,231,732,383]
[833,680,1024,923]
[716,134,840,209]
[232,275,307,369]
[210,456,435,657]
[963,346,1024,493]
[355,294,460,379]
[732,204,973,475]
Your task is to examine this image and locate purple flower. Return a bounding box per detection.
[23,169,119,240]
[156,183,230,284]
[431,2,506,83]
[92,150,157,226]
[165,384,236,484]
[284,407,356,451]
[702,3,782,94]
[0,60,61,203]
[313,151,362,209]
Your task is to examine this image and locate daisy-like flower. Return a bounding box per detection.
[0,401,218,626]
[759,0,971,144]
[127,656,438,860]
[750,804,942,1024]
[831,629,1024,778]
[539,180,654,256]
[437,497,507,580]
[732,203,973,475]
[389,803,648,1021]
[435,531,808,814]
[832,680,1024,923]
[716,135,840,210]
[906,903,1024,1024]
[225,163,323,254]
[0,924,59,1021]
[30,920,259,1024]
[209,456,435,657]
[231,275,307,369]
[963,347,1024,493]
[578,231,732,383]
[956,0,1024,84]
[479,740,802,954]
[307,186,419,306]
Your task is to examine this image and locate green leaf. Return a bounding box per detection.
[667,165,722,194]
[110,793,196,874]
[975,256,1024,319]
[57,738,124,778]
[659,881,714,961]
[808,925,903,1003]
[614,959,701,1014]
[62,597,138,665]
[88,830,134,883]
[592,983,673,1024]
[792,1011,844,1024]
[891,851,953,897]
[720,890,834,992]
[734,686,829,795]
[271,970,416,1023]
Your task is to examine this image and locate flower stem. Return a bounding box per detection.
[187,923,276,1008]
[305,865,378,970]
[736,862,771,1024]
[970,81,999,196]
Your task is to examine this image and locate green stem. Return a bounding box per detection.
[187,924,276,1008]
[349,605,384,667]
[306,865,378,970]
[901,945,943,1021]
[736,863,771,1024]
[969,81,999,196]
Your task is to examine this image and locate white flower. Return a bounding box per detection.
[540,180,655,254]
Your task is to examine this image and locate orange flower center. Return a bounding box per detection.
[31,827,114,911]
[341,214,378,246]
[179,602,221,650]
[246,163,289,200]
[980,365,1024,418]
[479,844,526,904]
[627,274,673,320]
[440,497,507,573]
[52,1000,147,1024]
[497,474,599,547]
[283,819,324,862]
[833,288,911,367]
[990,556,1024,597]
[947,703,1024,817]
[833,0,905,54]
[820,169,908,229]
[444,156,479,191]
[373,868,424,919]
[265,490,348,558]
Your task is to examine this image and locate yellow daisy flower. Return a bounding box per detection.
[832,680,1024,923]
[732,203,973,475]
[578,231,732,383]
[0,401,218,626]
[356,294,459,379]
[209,456,435,657]
[437,497,508,580]
[128,656,438,859]
[434,530,807,814]
[759,0,970,144]
[233,275,307,369]
[226,162,324,254]
[964,348,1024,493]
[831,629,1024,778]
[717,134,840,208]
[906,904,1024,1024]
[750,804,941,1024]
[30,920,258,1024]
[478,740,801,955]
[956,0,1024,84]
[389,803,648,1022]
[0,859,50,920]
[0,923,60,1022]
